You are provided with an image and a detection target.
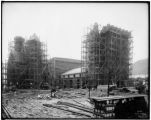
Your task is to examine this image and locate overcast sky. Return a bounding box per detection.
[2,3,148,63]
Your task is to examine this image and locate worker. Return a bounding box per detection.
[51,88,56,97]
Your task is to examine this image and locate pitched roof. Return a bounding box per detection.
[62,67,85,75]
[50,57,81,63]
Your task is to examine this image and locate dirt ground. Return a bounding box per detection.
[2,87,142,118]
[2,89,94,118]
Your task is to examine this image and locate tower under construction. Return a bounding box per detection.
[81,23,133,88]
[5,34,49,89]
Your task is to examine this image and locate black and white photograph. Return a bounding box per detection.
[1,1,149,119]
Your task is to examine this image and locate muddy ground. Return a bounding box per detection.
[2,87,142,118]
[2,89,95,118]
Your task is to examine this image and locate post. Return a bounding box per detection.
[89,83,90,98]
[54,58,55,87]
[88,76,90,98]
[107,79,110,96]
[50,74,52,97]
[107,71,110,97]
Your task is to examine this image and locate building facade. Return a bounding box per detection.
[61,67,85,88]
[49,57,81,88]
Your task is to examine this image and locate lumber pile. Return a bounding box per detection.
[43,104,92,117]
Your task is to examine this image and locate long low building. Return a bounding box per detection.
[49,57,81,87]
[61,67,86,88]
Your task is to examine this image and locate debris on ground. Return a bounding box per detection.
[2,86,142,118]
[119,87,130,93]
[2,89,94,118]
[37,94,52,100]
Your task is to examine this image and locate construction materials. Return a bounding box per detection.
[43,104,92,117]
[90,95,148,118]
[2,104,12,118]
[57,101,93,113]
[73,99,88,107]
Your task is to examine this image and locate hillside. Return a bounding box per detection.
[132,59,148,75]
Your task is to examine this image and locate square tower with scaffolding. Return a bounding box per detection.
[81,23,133,88]
[5,34,48,89]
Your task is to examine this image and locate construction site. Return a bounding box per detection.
[81,23,133,88]
[3,34,49,90]
[2,24,149,119]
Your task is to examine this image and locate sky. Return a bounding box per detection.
[2,3,148,63]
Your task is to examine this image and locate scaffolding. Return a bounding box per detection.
[2,61,8,91]
[5,34,49,89]
[81,23,133,88]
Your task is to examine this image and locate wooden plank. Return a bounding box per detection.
[58,101,93,111]
[43,104,92,117]
[73,100,87,107]
[57,101,94,114]
[90,95,146,102]
[2,105,12,118]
